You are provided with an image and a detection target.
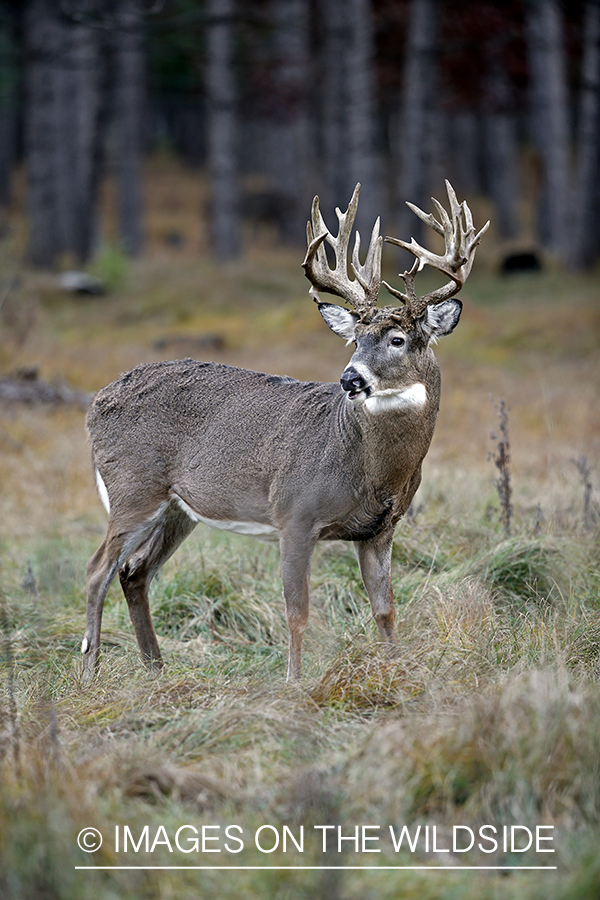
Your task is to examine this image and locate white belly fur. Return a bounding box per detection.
[172,494,279,540]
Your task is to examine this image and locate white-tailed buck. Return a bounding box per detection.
[82,182,488,680]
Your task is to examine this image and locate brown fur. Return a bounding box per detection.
[82,337,444,681]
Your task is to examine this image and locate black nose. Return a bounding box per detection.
[340,366,367,394]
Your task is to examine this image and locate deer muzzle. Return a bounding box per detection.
[340,365,371,400]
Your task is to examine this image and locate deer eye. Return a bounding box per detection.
[390,336,405,347]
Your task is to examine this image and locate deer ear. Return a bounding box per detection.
[318,302,360,342]
[423,299,462,339]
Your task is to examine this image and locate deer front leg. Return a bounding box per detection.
[355,529,398,646]
[279,529,316,682]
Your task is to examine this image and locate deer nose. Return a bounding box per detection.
[340,366,367,395]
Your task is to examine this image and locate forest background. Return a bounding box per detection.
[0,0,599,269]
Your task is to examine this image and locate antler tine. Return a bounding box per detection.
[381,258,419,312]
[302,183,382,315]
[383,180,490,314]
[351,216,382,299]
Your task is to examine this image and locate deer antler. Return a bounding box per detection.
[302,183,382,317]
[383,181,489,318]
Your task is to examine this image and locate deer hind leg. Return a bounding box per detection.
[82,530,128,680]
[118,502,196,671]
[355,530,399,646]
[82,500,193,679]
[280,528,316,682]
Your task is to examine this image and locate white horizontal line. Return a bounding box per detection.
[75,865,558,871]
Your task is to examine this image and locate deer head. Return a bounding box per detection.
[303,182,489,407]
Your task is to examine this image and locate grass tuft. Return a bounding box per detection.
[309,636,428,711]
[351,669,600,831]
[467,536,562,607]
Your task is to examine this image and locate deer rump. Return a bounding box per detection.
[87,357,429,549]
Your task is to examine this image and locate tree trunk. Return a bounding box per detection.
[0,6,18,208]
[525,0,570,260]
[207,0,241,261]
[571,0,600,269]
[264,0,310,245]
[321,0,380,235]
[0,108,16,207]
[321,0,350,211]
[449,111,481,196]
[24,0,105,267]
[112,0,144,256]
[61,17,106,262]
[481,55,519,240]
[24,0,64,267]
[396,0,439,245]
[346,0,380,234]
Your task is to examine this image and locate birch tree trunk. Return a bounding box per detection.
[571,0,600,269]
[525,0,570,260]
[207,0,240,260]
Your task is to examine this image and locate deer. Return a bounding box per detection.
[81,181,488,682]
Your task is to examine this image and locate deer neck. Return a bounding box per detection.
[338,351,441,486]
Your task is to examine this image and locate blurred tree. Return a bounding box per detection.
[346,0,381,233]
[396,0,439,245]
[525,0,570,261]
[112,0,145,256]
[0,2,18,208]
[571,0,600,269]
[263,0,310,244]
[23,0,147,267]
[5,0,599,268]
[480,10,520,240]
[321,0,380,234]
[144,0,207,165]
[207,0,241,260]
[24,0,106,266]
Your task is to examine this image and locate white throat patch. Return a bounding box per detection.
[364,382,427,414]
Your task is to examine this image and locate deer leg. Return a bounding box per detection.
[355,530,399,646]
[119,503,196,671]
[82,531,127,680]
[279,529,316,682]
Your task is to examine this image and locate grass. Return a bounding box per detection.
[2,508,599,898]
[1,156,600,898]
